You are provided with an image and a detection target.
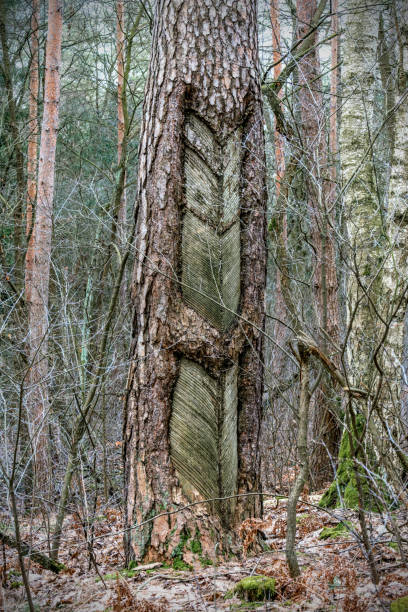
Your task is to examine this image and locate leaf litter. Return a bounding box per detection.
[2,493,407,611]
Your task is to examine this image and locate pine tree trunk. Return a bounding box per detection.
[296,0,341,489]
[26,0,63,496]
[124,0,267,562]
[25,0,39,305]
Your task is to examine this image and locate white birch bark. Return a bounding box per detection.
[340,0,382,386]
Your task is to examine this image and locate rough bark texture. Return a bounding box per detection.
[296,0,341,488]
[340,0,382,386]
[0,0,26,286]
[383,0,408,450]
[124,0,266,562]
[25,0,39,304]
[26,0,63,495]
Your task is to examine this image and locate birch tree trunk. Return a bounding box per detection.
[124,0,267,562]
[26,0,63,495]
[340,0,381,387]
[296,0,341,488]
[383,0,408,448]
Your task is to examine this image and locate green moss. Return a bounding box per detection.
[172,559,193,571]
[388,541,398,550]
[96,569,137,582]
[190,528,202,555]
[319,521,352,540]
[319,415,385,510]
[233,575,276,602]
[199,556,213,566]
[391,596,408,612]
[171,527,191,561]
[296,513,309,524]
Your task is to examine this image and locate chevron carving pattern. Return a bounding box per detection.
[170,114,242,517]
[182,113,241,331]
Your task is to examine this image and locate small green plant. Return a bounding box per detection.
[199,556,213,566]
[10,580,23,589]
[172,558,193,571]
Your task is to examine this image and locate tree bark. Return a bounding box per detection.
[0,0,26,286]
[340,0,382,387]
[116,0,126,241]
[296,0,341,488]
[383,0,408,451]
[25,0,40,306]
[124,0,267,562]
[26,0,63,496]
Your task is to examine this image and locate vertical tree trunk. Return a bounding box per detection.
[340,0,381,386]
[25,0,40,305]
[329,0,338,189]
[26,0,63,496]
[124,0,267,562]
[320,0,383,509]
[0,0,26,286]
[116,0,126,240]
[296,0,341,488]
[383,0,408,450]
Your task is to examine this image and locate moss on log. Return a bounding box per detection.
[0,529,65,573]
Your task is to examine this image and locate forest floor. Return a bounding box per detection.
[2,494,408,611]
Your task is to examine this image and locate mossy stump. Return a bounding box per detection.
[233,575,276,602]
[391,596,408,612]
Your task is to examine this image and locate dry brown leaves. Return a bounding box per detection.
[239,518,270,556]
[110,575,167,611]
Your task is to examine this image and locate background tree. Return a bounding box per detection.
[26,0,63,497]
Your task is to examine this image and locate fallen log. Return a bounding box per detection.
[1,530,65,573]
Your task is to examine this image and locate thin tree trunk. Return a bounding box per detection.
[285,343,311,577]
[124,0,267,562]
[25,0,40,307]
[296,0,341,489]
[0,0,26,286]
[116,0,126,242]
[329,0,338,189]
[26,0,63,497]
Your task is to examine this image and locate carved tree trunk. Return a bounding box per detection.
[296,0,341,489]
[26,0,62,495]
[124,0,267,562]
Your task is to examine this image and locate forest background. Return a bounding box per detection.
[1,0,408,610]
